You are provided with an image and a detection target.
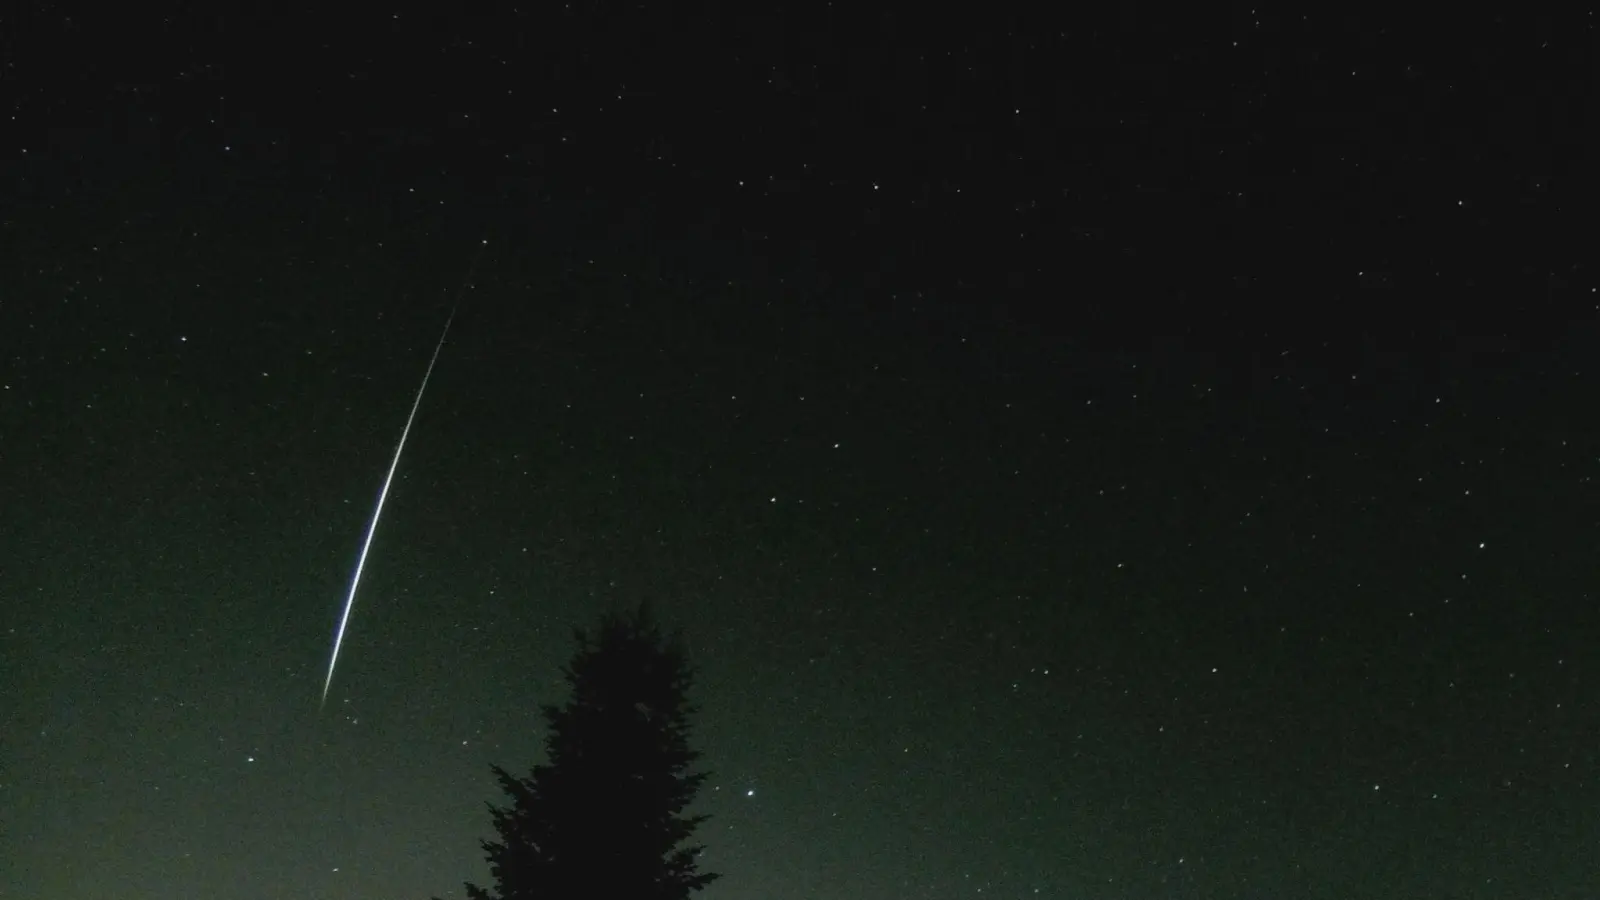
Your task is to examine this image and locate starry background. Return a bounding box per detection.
[2,5,1598,899]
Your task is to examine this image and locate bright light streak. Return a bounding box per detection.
[321,306,457,709]
[320,240,486,710]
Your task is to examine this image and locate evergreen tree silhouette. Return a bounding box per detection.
[443,601,720,900]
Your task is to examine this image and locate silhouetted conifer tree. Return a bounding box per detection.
[442,601,720,900]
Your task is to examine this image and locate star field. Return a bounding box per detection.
[2,6,1598,899]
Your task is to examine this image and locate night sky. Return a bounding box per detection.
[3,6,1598,899]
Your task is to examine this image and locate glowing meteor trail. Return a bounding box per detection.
[321,242,486,709]
[321,307,454,708]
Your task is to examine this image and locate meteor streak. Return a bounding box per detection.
[320,242,486,708]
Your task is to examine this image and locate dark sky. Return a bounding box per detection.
[3,6,1597,899]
